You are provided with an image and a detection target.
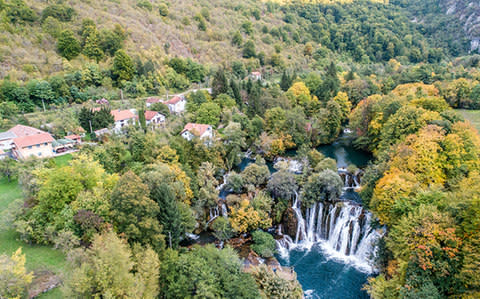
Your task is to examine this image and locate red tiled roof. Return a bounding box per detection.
[13,133,54,149]
[144,111,159,121]
[165,96,184,105]
[146,97,162,104]
[111,110,136,122]
[8,125,45,137]
[0,149,4,155]
[181,123,211,137]
[65,134,81,140]
[251,71,261,76]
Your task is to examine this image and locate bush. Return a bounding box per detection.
[41,4,75,22]
[251,230,276,258]
[158,3,169,16]
[137,0,153,11]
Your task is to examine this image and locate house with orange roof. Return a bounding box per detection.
[12,132,55,160]
[111,109,137,132]
[144,111,165,128]
[164,95,186,114]
[146,97,163,108]
[181,123,213,141]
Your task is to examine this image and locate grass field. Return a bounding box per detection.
[0,177,66,297]
[457,109,480,132]
[53,154,73,167]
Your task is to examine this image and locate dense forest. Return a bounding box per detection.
[1,0,480,298]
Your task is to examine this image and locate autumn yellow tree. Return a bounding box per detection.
[0,248,33,299]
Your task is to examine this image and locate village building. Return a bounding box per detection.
[12,132,55,160]
[144,111,166,128]
[180,123,213,141]
[248,71,262,81]
[111,109,137,132]
[146,97,163,108]
[164,96,186,114]
[0,131,16,150]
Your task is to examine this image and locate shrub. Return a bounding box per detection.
[251,230,276,258]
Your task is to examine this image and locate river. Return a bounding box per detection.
[228,136,376,298]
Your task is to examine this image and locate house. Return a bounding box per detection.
[249,71,262,81]
[2,125,56,159]
[144,111,165,128]
[65,134,82,144]
[8,124,45,137]
[94,128,110,137]
[164,96,186,114]
[181,123,213,141]
[0,131,16,150]
[146,97,163,108]
[111,109,137,131]
[12,132,55,160]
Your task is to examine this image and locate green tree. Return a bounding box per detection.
[212,217,234,241]
[243,40,256,58]
[241,163,269,188]
[150,183,182,249]
[267,170,298,199]
[302,169,343,206]
[159,245,260,298]
[232,31,243,46]
[196,102,221,127]
[112,50,135,82]
[212,68,228,98]
[57,29,81,60]
[110,171,164,250]
[251,230,276,258]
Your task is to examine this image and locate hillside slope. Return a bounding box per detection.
[0,0,473,81]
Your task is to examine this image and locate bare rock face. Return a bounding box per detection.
[442,0,480,51]
[282,207,298,239]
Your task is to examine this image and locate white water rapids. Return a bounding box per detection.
[276,174,382,274]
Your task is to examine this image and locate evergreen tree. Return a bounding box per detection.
[316,62,340,101]
[138,108,146,131]
[57,29,81,60]
[78,107,94,132]
[83,28,104,62]
[92,107,114,130]
[230,79,242,107]
[150,183,182,249]
[212,68,228,98]
[280,71,291,91]
[112,50,135,82]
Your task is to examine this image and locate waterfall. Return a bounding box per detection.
[207,206,219,225]
[277,174,382,273]
[221,203,228,218]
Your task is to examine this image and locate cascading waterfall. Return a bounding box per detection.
[276,173,381,273]
[206,206,220,225]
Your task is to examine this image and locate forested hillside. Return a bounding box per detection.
[0,0,471,80]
